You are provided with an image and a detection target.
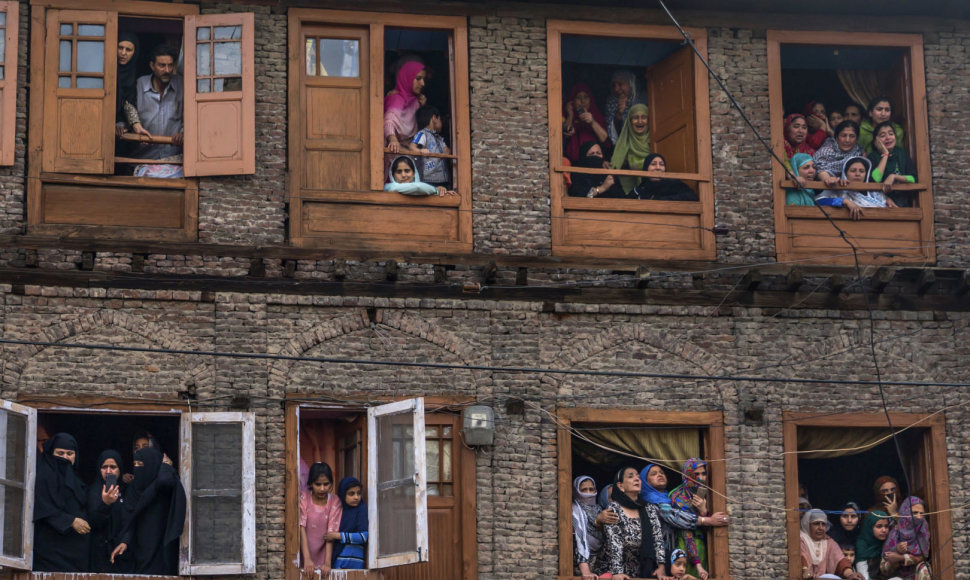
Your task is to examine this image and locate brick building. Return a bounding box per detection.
[0,1,968,580]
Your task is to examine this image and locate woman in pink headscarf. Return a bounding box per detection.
[384,61,427,153]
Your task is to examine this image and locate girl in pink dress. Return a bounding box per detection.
[300,462,342,578]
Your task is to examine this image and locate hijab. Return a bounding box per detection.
[885,496,930,557]
[117,31,140,117]
[124,446,187,574]
[563,83,607,162]
[384,155,438,196]
[95,449,124,490]
[668,458,706,512]
[784,114,815,158]
[568,141,608,196]
[605,70,643,142]
[813,132,863,178]
[854,510,891,563]
[610,103,651,194]
[828,501,861,545]
[638,463,671,506]
[383,61,425,142]
[332,477,368,564]
[633,154,698,201]
[35,432,87,521]
[800,509,832,566]
[612,467,657,576]
[572,475,600,561]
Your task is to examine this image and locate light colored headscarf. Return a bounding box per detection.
[610,103,651,194]
[800,509,831,566]
[384,155,438,196]
[605,70,643,143]
[571,475,599,560]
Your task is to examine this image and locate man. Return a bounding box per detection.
[131,45,183,165]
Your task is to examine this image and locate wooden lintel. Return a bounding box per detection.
[515,267,528,286]
[481,261,497,284]
[829,274,846,293]
[384,261,399,282]
[333,259,347,280]
[958,271,970,296]
[872,267,895,292]
[786,267,804,291]
[741,269,761,291]
[636,266,650,289]
[917,269,936,294]
[248,257,266,278]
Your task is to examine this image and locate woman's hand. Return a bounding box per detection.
[895,541,909,555]
[72,517,91,534]
[418,94,427,106]
[696,563,710,580]
[806,114,824,131]
[325,531,341,541]
[616,94,628,117]
[579,562,597,580]
[690,495,708,514]
[435,186,458,196]
[844,199,864,220]
[132,123,152,139]
[319,564,331,577]
[884,551,905,564]
[612,574,629,580]
[884,496,900,516]
[706,511,730,526]
[654,564,668,579]
[595,507,619,527]
[820,172,840,188]
[387,138,401,154]
[578,111,594,125]
[600,175,615,192]
[110,542,127,563]
[885,197,898,208]
[102,484,120,505]
[874,137,889,156]
[122,472,134,484]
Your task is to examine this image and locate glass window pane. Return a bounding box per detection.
[197,27,210,41]
[214,77,242,92]
[59,40,72,72]
[441,484,452,496]
[376,411,417,558]
[305,38,316,76]
[191,422,244,565]
[1,410,27,559]
[213,41,241,75]
[77,24,104,37]
[76,76,104,89]
[0,12,6,26]
[443,426,451,437]
[317,39,359,78]
[0,35,5,63]
[58,76,71,88]
[197,43,210,76]
[59,23,72,36]
[442,440,452,481]
[426,439,439,483]
[0,67,4,80]
[214,25,240,40]
[197,78,210,93]
[427,483,439,496]
[76,41,104,73]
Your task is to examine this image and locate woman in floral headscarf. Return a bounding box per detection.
[669,459,713,580]
[880,497,931,580]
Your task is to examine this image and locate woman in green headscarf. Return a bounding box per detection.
[609,103,651,196]
[855,510,892,579]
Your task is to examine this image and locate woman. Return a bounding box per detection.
[855,510,892,580]
[859,96,905,154]
[870,475,901,516]
[633,154,699,201]
[804,101,833,150]
[609,103,652,196]
[868,121,918,207]
[384,61,427,153]
[668,459,712,580]
[572,475,613,579]
[385,155,455,196]
[784,114,816,159]
[111,447,186,575]
[786,153,818,206]
[568,141,615,198]
[639,464,729,559]
[33,433,91,573]
[88,450,132,573]
[828,501,863,547]
[800,509,860,580]
[563,82,609,163]
[602,466,666,580]
[605,70,646,144]
[816,156,896,219]
[814,120,865,184]
[881,497,931,580]
[115,31,149,140]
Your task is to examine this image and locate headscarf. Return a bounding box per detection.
[885,496,930,557]
[563,83,607,162]
[332,477,368,565]
[872,475,900,507]
[854,510,891,563]
[610,103,651,194]
[669,458,707,512]
[95,449,124,489]
[633,154,698,201]
[784,114,816,158]
[669,548,688,567]
[638,463,671,506]
[800,509,832,566]
[572,475,600,561]
[597,484,612,510]
[604,70,643,143]
[828,501,861,545]
[384,155,438,196]
[34,432,87,521]
[383,61,425,142]
[813,134,864,178]
[612,467,658,577]
[568,141,608,197]
[117,31,140,121]
[125,447,187,558]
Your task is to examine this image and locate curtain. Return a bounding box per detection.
[836,69,890,112]
[797,426,893,459]
[572,424,702,472]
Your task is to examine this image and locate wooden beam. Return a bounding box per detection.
[515,267,528,286]
[872,267,894,292]
[829,273,846,293]
[384,261,398,282]
[333,259,347,280]
[248,257,265,278]
[786,267,804,292]
[958,271,970,296]
[636,266,650,289]
[917,269,936,295]
[481,261,497,284]
[741,269,762,291]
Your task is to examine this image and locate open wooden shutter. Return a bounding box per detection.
[648,45,697,174]
[887,51,914,157]
[183,13,255,176]
[367,398,429,569]
[180,412,256,575]
[41,9,116,174]
[0,399,36,570]
[0,1,19,166]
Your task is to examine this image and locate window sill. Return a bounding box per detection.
[562,197,703,214]
[294,189,463,208]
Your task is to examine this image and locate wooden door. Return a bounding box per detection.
[382,414,464,580]
[0,1,19,166]
[336,413,366,482]
[647,45,697,174]
[42,9,116,174]
[299,24,369,192]
[887,51,914,158]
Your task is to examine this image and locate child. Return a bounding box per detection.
[300,462,342,578]
[840,543,855,563]
[327,477,368,570]
[670,549,701,580]
[410,105,451,189]
[385,155,455,196]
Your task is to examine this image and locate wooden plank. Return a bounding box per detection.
[40,184,186,229]
[706,417,729,580]
[558,409,723,426]
[0,1,19,166]
[779,179,926,192]
[557,414,574,577]
[303,203,459,241]
[782,413,800,580]
[554,165,709,182]
[284,403,301,580]
[30,0,198,17]
[562,210,702,246]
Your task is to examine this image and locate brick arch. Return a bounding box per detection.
[773,327,934,380]
[2,309,212,389]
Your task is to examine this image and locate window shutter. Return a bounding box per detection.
[180,411,256,575]
[0,1,19,166]
[183,13,255,176]
[41,9,116,174]
[0,399,36,570]
[367,397,429,569]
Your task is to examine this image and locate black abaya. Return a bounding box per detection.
[119,447,186,575]
[33,433,90,573]
[87,450,133,573]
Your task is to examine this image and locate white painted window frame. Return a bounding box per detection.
[0,399,36,570]
[367,397,428,569]
[179,411,256,575]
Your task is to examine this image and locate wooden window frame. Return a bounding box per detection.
[767,31,935,265]
[556,409,729,580]
[287,8,472,253]
[547,20,715,261]
[0,399,37,571]
[0,1,20,166]
[782,411,954,580]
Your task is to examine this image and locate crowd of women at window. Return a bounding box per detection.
[783,97,917,219]
[298,461,369,577]
[560,73,698,202]
[33,429,185,575]
[798,476,931,580]
[571,459,729,580]
[383,58,457,197]
[114,30,185,178]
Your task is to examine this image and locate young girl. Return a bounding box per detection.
[384,155,456,197]
[669,549,701,580]
[816,156,896,220]
[300,462,342,578]
[868,121,918,207]
[327,477,369,570]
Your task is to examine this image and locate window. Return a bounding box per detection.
[783,412,954,580]
[0,1,19,166]
[27,1,255,241]
[556,409,729,579]
[547,21,715,261]
[0,400,256,576]
[768,31,934,265]
[287,9,472,252]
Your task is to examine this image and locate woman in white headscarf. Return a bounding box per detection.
[572,475,615,580]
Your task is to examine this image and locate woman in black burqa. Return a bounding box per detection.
[33,432,91,572]
[87,449,133,573]
[110,446,186,575]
